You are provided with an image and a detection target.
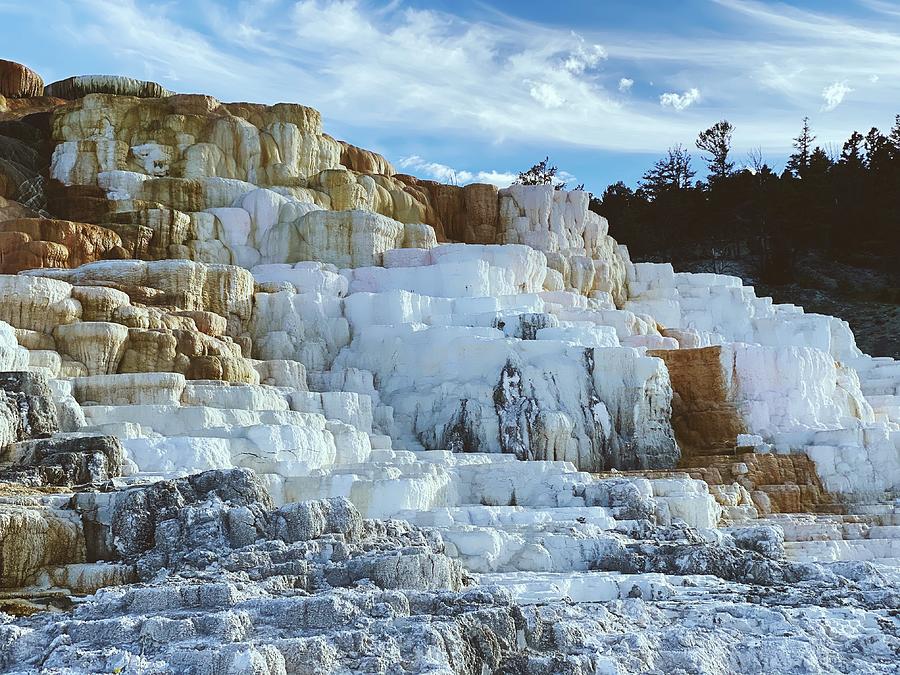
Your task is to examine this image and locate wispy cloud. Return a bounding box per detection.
[660,88,700,110]
[6,0,900,166]
[12,0,694,154]
[398,156,517,188]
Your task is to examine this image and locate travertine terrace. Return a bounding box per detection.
[0,59,897,673]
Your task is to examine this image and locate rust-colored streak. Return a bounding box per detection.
[651,346,837,514]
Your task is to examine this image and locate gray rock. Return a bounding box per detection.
[583,478,656,521]
[111,468,271,560]
[725,524,786,560]
[0,371,59,440]
[268,497,363,543]
[331,551,465,591]
[595,539,803,586]
[2,435,124,486]
[43,75,173,100]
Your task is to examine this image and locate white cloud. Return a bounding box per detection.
[528,81,565,108]
[562,36,606,74]
[555,170,578,187]
[618,77,634,92]
[870,74,879,83]
[821,80,852,111]
[659,88,701,110]
[398,156,517,188]
[476,170,521,188]
[12,0,900,166]
[23,0,696,155]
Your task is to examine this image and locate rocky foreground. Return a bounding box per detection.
[0,58,898,673]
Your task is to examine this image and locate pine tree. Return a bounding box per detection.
[516,157,566,190]
[639,144,695,199]
[840,131,865,168]
[695,120,734,181]
[864,127,890,169]
[888,114,900,160]
[786,117,815,177]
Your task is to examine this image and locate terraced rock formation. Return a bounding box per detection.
[0,61,897,673]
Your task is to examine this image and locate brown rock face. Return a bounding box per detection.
[0,218,123,273]
[649,346,745,455]
[393,175,501,243]
[0,196,38,220]
[683,450,833,515]
[5,260,260,385]
[0,155,31,201]
[0,114,53,212]
[653,346,837,514]
[0,60,44,99]
[447,182,502,243]
[0,95,66,122]
[419,181,465,242]
[338,140,395,175]
[46,183,115,223]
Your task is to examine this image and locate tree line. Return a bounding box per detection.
[589,116,900,283]
[519,116,900,284]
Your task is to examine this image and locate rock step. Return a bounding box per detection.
[860,378,900,396]
[769,520,900,542]
[438,525,624,573]
[763,508,900,528]
[678,453,744,467]
[679,446,741,460]
[396,504,616,530]
[477,570,685,604]
[842,502,899,518]
[784,538,900,562]
[82,403,379,444]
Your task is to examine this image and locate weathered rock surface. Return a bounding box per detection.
[0,110,53,218]
[650,345,745,453]
[0,371,59,441]
[0,218,125,272]
[43,75,172,100]
[0,435,124,487]
[2,468,897,673]
[338,139,395,175]
[0,60,44,98]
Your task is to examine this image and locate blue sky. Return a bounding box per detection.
[3,0,899,193]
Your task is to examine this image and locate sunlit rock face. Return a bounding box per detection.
[500,184,631,306]
[0,60,44,99]
[0,60,898,673]
[0,218,126,273]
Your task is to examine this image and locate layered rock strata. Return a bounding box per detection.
[0,60,43,99]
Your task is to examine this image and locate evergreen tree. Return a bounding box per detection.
[695,120,734,181]
[864,127,890,169]
[585,112,898,284]
[807,147,833,175]
[516,157,566,190]
[786,117,815,177]
[840,131,865,168]
[889,114,900,159]
[639,144,695,199]
[597,181,635,214]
